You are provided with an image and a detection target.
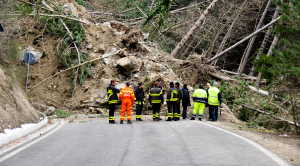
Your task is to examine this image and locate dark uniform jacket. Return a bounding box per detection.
[167,85,179,102]
[152,85,164,96]
[107,84,120,105]
[181,87,191,106]
[176,87,183,103]
[149,87,164,104]
[134,86,145,105]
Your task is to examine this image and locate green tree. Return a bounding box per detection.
[254,0,300,133]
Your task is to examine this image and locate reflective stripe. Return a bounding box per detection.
[208,101,220,105]
[108,89,114,101]
[168,113,172,117]
[149,93,162,96]
[109,116,114,120]
[109,100,118,104]
[192,113,196,118]
[128,116,131,119]
[151,100,161,103]
[122,90,133,93]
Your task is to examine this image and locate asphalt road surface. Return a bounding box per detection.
[0,119,291,166]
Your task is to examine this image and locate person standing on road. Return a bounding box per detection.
[175,82,182,121]
[208,82,222,121]
[206,83,212,120]
[166,82,178,121]
[190,84,207,121]
[134,82,146,121]
[149,82,164,121]
[107,79,121,124]
[119,82,135,124]
[181,84,191,119]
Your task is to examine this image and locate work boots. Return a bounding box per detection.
[166,117,172,121]
[174,117,178,121]
[120,121,123,124]
[127,120,132,124]
[136,118,139,122]
[190,117,195,120]
[139,118,144,121]
[198,118,202,121]
[109,120,117,124]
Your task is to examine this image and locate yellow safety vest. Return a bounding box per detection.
[193,89,207,103]
[208,87,220,106]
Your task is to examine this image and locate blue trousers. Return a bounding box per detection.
[209,105,218,121]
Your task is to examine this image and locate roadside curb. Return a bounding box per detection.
[0,112,48,148]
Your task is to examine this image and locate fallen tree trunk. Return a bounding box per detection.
[238,0,272,76]
[220,70,266,81]
[255,33,281,87]
[170,0,219,58]
[209,72,235,81]
[205,17,281,64]
[249,6,281,76]
[242,104,300,127]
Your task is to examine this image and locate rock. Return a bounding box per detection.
[96,108,104,114]
[103,22,112,29]
[44,106,55,116]
[89,107,97,114]
[103,47,117,65]
[31,102,48,112]
[115,83,126,90]
[86,42,92,49]
[63,3,78,17]
[117,56,136,71]
[20,46,42,64]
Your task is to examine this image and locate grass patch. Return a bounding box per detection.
[54,109,72,118]
[97,114,108,118]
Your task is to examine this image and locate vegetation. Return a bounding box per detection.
[15,2,92,93]
[254,0,300,132]
[55,109,72,118]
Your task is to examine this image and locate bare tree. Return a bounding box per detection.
[169,0,219,58]
[238,0,272,76]
[249,5,281,76]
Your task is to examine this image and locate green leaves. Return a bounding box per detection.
[144,0,174,30]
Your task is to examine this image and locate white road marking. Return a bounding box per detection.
[0,120,65,163]
[197,121,291,166]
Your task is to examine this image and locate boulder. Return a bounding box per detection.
[63,3,78,17]
[44,106,55,116]
[117,56,136,71]
[103,47,117,65]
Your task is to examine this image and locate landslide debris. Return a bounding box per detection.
[16,0,235,122]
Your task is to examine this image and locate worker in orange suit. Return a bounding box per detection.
[119,82,135,124]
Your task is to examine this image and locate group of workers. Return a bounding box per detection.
[107,79,222,124]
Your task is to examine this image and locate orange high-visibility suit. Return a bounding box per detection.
[119,86,135,121]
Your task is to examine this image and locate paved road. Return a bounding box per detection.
[0,120,291,166]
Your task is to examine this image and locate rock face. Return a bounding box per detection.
[117,56,136,71]
[0,67,39,133]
